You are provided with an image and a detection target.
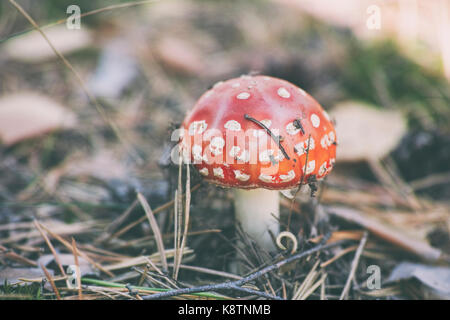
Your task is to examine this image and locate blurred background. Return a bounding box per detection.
[0,0,449,300]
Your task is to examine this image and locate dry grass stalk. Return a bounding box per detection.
[109,184,201,240]
[71,238,83,300]
[38,222,114,277]
[40,263,61,300]
[300,272,327,300]
[173,150,184,279]
[104,248,193,271]
[137,192,168,272]
[174,162,191,280]
[340,231,369,300]
[292,260,320,299]
[33,220,67,283]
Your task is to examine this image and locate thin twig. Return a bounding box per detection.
[142,241,343,300]
[339,231,368,300]
[244,114,290,160]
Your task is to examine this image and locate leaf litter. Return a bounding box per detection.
[1,0,450,300]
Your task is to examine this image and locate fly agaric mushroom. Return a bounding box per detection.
[180,75,337,251]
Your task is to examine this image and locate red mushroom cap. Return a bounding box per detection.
[180,75,337,189]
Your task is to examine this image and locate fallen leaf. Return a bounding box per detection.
[65,150,129,181]
[388,262,450,299]
[325,205,446,263]
[153,36,205,75]
[3,25,92,63]
[330,101,407,161]
[0,92,77,145]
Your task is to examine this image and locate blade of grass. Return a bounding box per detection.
[340,231,369,300]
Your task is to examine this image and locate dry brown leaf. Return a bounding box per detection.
[388,262,450,299]
[65,150,129,181]
[153,36,205,75]
[331,101,407,162]
[0,92,77,145]
[326,205,446,262]
[3,25,92,63]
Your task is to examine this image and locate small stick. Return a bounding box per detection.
[339,231,368,300]
[293,119,305,134]
[141,240,343,300]
[244,114,290,160]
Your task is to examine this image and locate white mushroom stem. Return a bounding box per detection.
[233,188,280,251]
